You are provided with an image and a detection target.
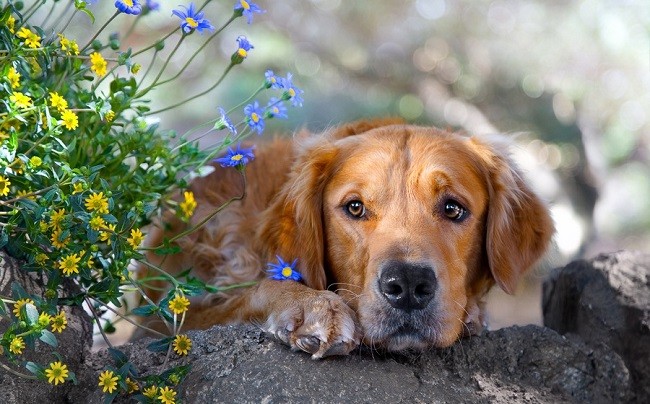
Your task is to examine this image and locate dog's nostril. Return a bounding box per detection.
[379,262,437,311]
[414,283,433,298]
[383,281,403,297]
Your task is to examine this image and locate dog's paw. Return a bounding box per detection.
[263,290,361,359]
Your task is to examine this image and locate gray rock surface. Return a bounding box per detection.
[543,250,650,403]
[71,324,630,403]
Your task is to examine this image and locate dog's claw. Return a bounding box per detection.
[295,336,321,354]
[263,290,360,358]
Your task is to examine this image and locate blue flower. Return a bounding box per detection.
[265,98,288,119]
[264,70,281,89]
[115,0,142,15]
[172,3,215,34]
[214,144,255,168]
[279,73,304,107]
[244,101,265,135]
[236,35,254,59]
[234,0,265,24]
[214,107,237,134]
[267,256,302,282]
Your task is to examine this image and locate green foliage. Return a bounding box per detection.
[0,0,301,402]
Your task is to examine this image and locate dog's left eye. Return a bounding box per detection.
[345,200,366,219]
[443,200,467,221]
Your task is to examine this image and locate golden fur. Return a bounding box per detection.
[140,119,554,358]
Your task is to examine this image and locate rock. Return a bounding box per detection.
[543,250,650,402]
[70,324,630,403]
[0,251,93,403]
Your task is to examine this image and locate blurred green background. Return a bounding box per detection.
[68,0,650,260]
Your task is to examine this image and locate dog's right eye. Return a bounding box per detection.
[345,200,366,219]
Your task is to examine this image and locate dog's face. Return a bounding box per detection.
[264,122,554,351]
[323,129,491,349]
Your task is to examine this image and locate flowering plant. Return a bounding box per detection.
[0,0,302,402]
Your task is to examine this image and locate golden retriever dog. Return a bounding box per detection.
[141,118,554,358]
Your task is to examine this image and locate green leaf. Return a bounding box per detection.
[146,337,172,353]
[24,303,39,325]
[11,282,29,300]
[103,319,116,334]
[39,330,58,348]
[25,362,44,376]
[108,347,129,368]
[68,371,78,385]
[131,304,158,317]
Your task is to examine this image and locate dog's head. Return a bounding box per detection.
[260,120,554,350]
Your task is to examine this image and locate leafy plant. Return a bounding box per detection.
[0,0,302,402]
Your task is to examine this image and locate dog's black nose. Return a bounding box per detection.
[378,261,437,311]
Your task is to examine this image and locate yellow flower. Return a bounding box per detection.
[49,92,68,112]
[0,175,10,196]
[89,215,107,231]
[90,52,107,77]
[130,63,141,74]
[98,370,120,393]
[61,109,78,130]
[9,336,25,354]
[45,361,68,385]
[126,377,139,393]
[58,252,81,276]
[143,385,158,399]
[29,156,42,168]
[17,189,35,200]
[86,255,95,269]
[168,374,180,385]
[58,34,79,55]
[85,191,109,214]
[35,253,48,265]
[7,67,20,88]
[105,110,116,122]
[72,182,84,194]
[51,311,67,333]
[9,91,32,109]
[51,227,70,249]
[50,208,66,229]
[12,298,34,317]
[172,334,192,356]
[38,312,52,327]
[158,386,176,404]
[6,15,15,33]
[39,220,48,232]
[17,27,41,49]
[127,228,144,249]
[100,223,116,244]
[179,191,197,220]
[168,295,190,315]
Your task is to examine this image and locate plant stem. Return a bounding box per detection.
[0,362,38,380]
[81,11,120,53]
[145,63,234,116]
[88,296,168,338]
[135,34,187,98]
[156,14,237,87]
[85,297,114,349]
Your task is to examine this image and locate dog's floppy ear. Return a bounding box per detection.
[470,136,555,294]
[257,141,338,290]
